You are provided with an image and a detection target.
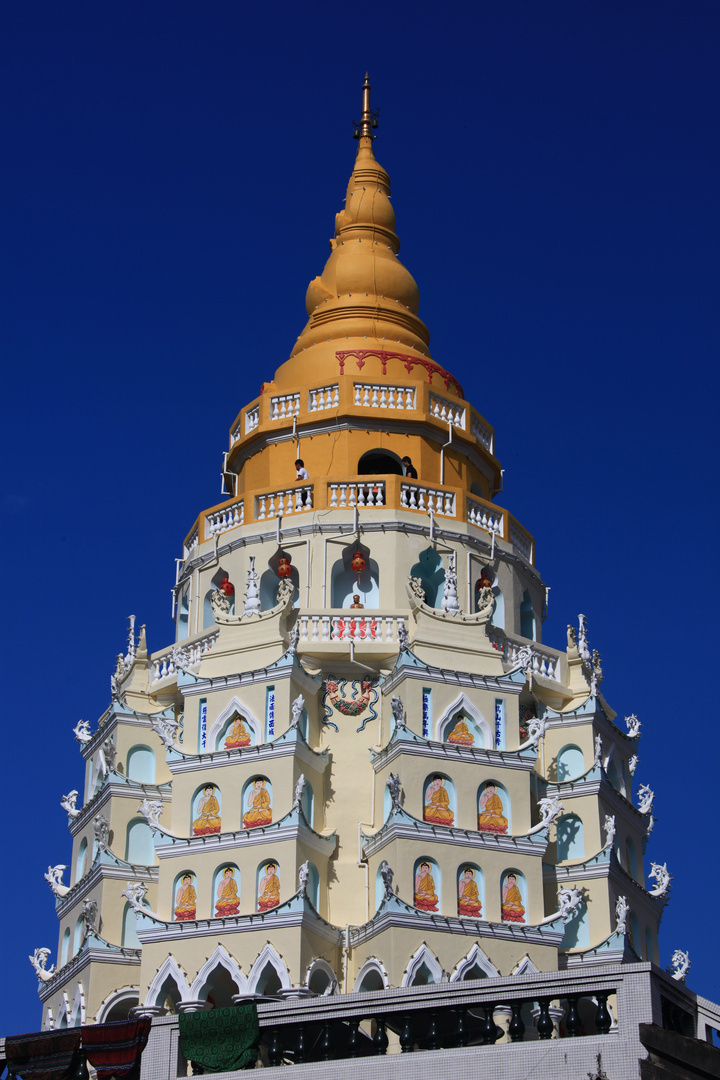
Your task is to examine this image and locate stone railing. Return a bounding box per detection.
[467,497,505,536]
[429,392,466,428]
[510,520,534,564]
[309,384,340,411]
[270,393,300,420]
[328,482,386,507]
[205,500,244,538]
[354,383,416,410]
[182,525,199,559]
[488,632,563,682]
[401,484,456,516]
[150,632,218,684]
[297,612,406,644]
[471,412,494,452]
[256,486,313,519]
[244,404,260,434]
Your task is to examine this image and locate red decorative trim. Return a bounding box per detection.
[336,349,464,399]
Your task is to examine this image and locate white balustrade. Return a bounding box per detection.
[297,613,405,644]
[183,526,199,559]
[466,498,504,536]
[401,484,456,516]
[510,522,533,563]
[471,413,493,452]
[309,384,339,411]
[244,405,260,434]
[489,636,561,682]
[206,501,244,538]
[353,383,416,410]
[328,482,386,508]
[256,486,313,519]
[429,393,466,428]
[150,632,219,684]
[270,393,300,420]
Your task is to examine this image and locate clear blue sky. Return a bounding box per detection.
[2,0,718,1035]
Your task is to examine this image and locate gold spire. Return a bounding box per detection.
[353,72,378,143]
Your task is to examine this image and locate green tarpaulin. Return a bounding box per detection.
[178,1004,260,1072]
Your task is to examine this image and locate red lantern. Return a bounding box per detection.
[277,557,292,579]
[220,576,234,597]
[351,551,366,573]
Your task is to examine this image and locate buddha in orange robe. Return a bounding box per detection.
[414,862,439,912]
[258,863,280,911]
[224,716,250,749]
[447,719,474,746]
[458,868,482,917]
[174,875,196,921]
[477,783,508,834]
[423,776,454,826]
[243,779,272,829]
[215,867,240,917]
[192,784,221,835]
[501,874,525,923]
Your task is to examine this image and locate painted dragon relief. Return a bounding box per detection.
[322,676,379,732]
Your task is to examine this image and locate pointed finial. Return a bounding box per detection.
[353,73,379,141]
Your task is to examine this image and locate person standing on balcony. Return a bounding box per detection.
[295,459,309,479]
[402,456,417,478]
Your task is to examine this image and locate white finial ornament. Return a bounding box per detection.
[29,948,55,983]
[288,623,300,655]
[386,773,402,813]
[577,614,591,662]
[625,714,641,738]
[73,720,92,745]
[290,694,304,729]
[538,795,563,828]
[629,754,639,775]
[519,716,546,751]
[615,895,629,935]
[99,737,117,778]
[637,783,654,815]
[648,861,672,897]
[150,714,180,749]
[594,734,603,768]
[603,815,616,849]
[557,887,583,920]
[82,898,99,933]
[670,949,690,982]
[138,798,165,831]
[93,814,110,850]
[243,556,261,616]
[292,774,306,811]
[379,861,394,900]
[397,621,410,651]
[45,865,71,898]
[391,696,407,730]
[61,790,80,819]
[441,551,461,614]
[297,860,309,898]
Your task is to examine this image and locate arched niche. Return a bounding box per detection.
[607,757,624,794]
[477,779,511,834]
[330,542,379,608]
[86,762,94,801]
[173,871,197,921]
[126,745,155,784]
[256,860,280,912]
[413,856,440,913]
[557,744,585,782]
[97,990,139,1024]
[520,590,537,641]
[436,693,491,747]
[451,943,498,981]
[422,773,456,827]
[306,959,337,995]
[208,698,262,752]
[625,837,639,881]
[203,568,236,626]
[456,864,484,919]
[402,944,443,987]
[191,783,222,836]
[61,928,71,967]
[177,590,189,641]
[357,448,404,475]
[410,546,446,608]
[353,959,388,993]
[212,863,240,918]
[145,955,191,1010]
[305,862,320,910]
[122,902,141,949]
[300,780,314,828]
[242,776,273,829]
[75,838,87,883]
[125,818,155,865]
[190,945,247,1005]
[500,868,528,925]
[560,901,590,950]
[260,549,300,612]
[73,915,84,956]
[248,944,290,995]
[556,813,585,862]
[489,588,504,628]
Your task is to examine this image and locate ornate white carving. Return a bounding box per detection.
[538,795,563,828]
[637,784,654,815]
[61,790,80,819]
[516,644,534,672]
[615,895,629,935]
[297,860,309,898]
[290,694,304,729]
[45,865,70,898]
[110,653,128,704]
[577,614,591,662]
[386,773,402,813]
[243,556,261,616]
[557,887,583,920]
[138,798,165,830]
[670,949,690,982]
[629,754,639,775]
[391,695,407,730]
[408,576,426,602]
[73,720,92,745]
[93,814,110,851]
[211,588,232,616]
[648,861,672,897]
[475,584,495,621]
[566,624,577,652]
[122,881,149,910]
[603,815,616,849]
[99,737,116,778]
[594,734,603,768]
[276,577,294,607]
[82,899,98,934]
[625,713,641,738]
[29,948,55,982]
[397,622,410,651]
[379,861,394,900]
[288,623,300,655]
[150,714,179,749]
[441,551,461,614]
[292,774,306,812]
[518,716,547,751]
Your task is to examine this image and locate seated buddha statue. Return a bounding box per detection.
[243,778,272,829]
[457,868,482,917]
[501,874,526,923]
[477,783,508,834]
[215,867,240,917]
[447,718,474,745]
[423,775,455,826]
[414,862,439,912]
[224,715,251,749]
[257,863,280,911]
[192,784,221,835]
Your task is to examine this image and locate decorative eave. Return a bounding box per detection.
[543,770,649,832]
[543,848,666,919]
[165,725,328,776]
[54,852,158,918]
[69,780,172,836]
[361,807,548,859]
[179,649,321,700]
[381,647,526,696]
[81,704,175,759]
[37,938,141,1002]
[370,726,538,772]
[152,807,337,860]
[543,696,635,746]
[563,928,640,968]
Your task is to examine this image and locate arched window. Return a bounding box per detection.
[457,864,484,919]
[403,945,444,987]
[122,902,141,949]
[489,588,504,628]
[177,591,189,641]
[61,928,71,967]
[125,819,155,866]
[204,967,240,1009]
[126,745,155,784]
[191,783,222,836]
[354,961,387,993]
[422,774,456,827]
[556,814,585,862]
[73,914,84,956]
[441,709,484,747]
[500,869,527,925]
[413,856,441,913]
[625,837,638,881]
[305,862,320,910]
[307,960,337,995]
[257,860,281,912]
[173,871,197,921]
[242,777,272,830]
[300,780,314,828]
[76,838,88,883]
[260,552,300,612]
[212,864,240,918]
[357,449,404,475]
[214,704,259,751]
[557,744,585,782]
[520,590,536,641]
[477,780,510,834]
[409,547,445,608]
[330,545,379,608]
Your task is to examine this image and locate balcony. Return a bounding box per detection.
[297,611,406,649]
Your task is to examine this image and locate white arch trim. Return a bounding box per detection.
[145,955,191,1007]
[96,987,140,1023]
[450,943,499,981]
[435,693,492,746]
[190,944,247,1000]
[208,697,262,751]
[402,943,444,988]
[305,958,338,994]
[511,954,539,976]
[247,943,291,993]
[69,983,86,1026]
[55,993,71,1029]
[353,958,389,993]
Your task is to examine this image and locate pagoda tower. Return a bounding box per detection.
[37,77,664,1029]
